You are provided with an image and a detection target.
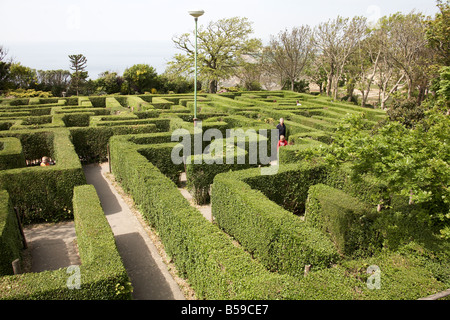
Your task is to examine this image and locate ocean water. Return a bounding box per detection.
[2,40,178,79]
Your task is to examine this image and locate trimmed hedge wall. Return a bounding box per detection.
[0,137,26,170]
[62,112,93,127]
[109,134,310,299]
[70,124,158,163]
[240,161,329,215]
[0,129,86,224]
[111,136,355,299]
[0,184,132,299]
[0,190,23,276]
[305,184,381,256]
[211,163,339,277]
[185,146,254,205]
[137,143,185,184]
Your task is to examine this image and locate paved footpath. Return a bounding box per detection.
[83,163,185,300]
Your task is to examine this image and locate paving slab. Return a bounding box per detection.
[23,221,80,273]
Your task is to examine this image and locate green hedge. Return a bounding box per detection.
[0,137,26,170]
[184,129,276,205]
[0,184,132,299]
[88,96,107,108]
[137,143,185,184]
[0,129,86,224]
[151,97,174,109]
[186,145,254,205]
[62,112,93,127]
[278,139,328,165]
[305,184,381,257]
[211,163,339,277]
[70,124,157,163]
[0,190,23,276]
[241,161,329,215]
[109,134,307,299]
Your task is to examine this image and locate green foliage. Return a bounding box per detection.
[0,185,132,299]
[171,17,262,93]
[327,112,450,236]
[0,137,26,170]
[137,143,184,183]
[109,134,302,299]
[5,89,52,99]
[186,145,254,204]
[0,130,86,224]
[425,0,450,66]
[305,184,381,257]
[212,163,339,277]
[0,190,23,276]
[70,124,157,163]
[123,64,159,94]
[386,97,425,128]
[62,112,93,127]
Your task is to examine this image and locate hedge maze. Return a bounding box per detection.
[0,91,448,299]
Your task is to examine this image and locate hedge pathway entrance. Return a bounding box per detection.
[177,172,213,222]
[83,163,185,300]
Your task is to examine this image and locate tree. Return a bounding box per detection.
[36,69,71,96]
[0,46,12,92]
[426,0,450,66]
[69,54,88,96]
[313,16,367,100]
[95,71,124,95]
[263,26,313,91]
[353,29,382,107]
[172,17,261,93]
[123,64,159,94]
[305,53,328,94]
[382,12,430,100]
[9,63,37,89]
[326,67,450,238]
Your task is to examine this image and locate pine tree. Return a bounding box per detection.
[69,54,88,96]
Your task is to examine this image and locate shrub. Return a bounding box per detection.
[0,129,86,224]
[241,161,329,215]
[0,184,132,299]
[109,134,301,299]
[137,143,185,183]
[0,137,26,170]
[211,163,339,277]
[0,190,23,276]
[62,112,93,127]
[185,145,254,204]
[70,124,158,163]
[305,184,381,257]
[88,96,107,108]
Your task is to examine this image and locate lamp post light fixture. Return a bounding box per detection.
[189,10,204,126]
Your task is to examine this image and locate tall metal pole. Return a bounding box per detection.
[194,17,198,124]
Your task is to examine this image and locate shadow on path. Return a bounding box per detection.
[82,163,185,300]
[115,232,175,300]
[83,164,122,215]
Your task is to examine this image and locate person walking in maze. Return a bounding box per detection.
[276,118,286,139]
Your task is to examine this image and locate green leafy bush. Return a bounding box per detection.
[0,190,23,276]
[0,129,86,224]
[0,137,26,170]
[211,164,339,277]
[305,184,381,257]
[0,184,132,299]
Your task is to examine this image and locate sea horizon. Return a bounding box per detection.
[2,40,178,80]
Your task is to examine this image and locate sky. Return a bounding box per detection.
[0,0,441,79]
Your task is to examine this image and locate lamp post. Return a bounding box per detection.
[188,10,204,126]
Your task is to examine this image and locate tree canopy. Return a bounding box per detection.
[171,17,262,93]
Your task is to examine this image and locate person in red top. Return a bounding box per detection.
[277,135,288,150]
